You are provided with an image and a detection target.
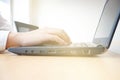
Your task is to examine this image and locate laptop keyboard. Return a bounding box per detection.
[69,43,97,47]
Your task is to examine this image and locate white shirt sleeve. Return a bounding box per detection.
[0,2,17,51]
[0,14,11,51]
[0,31,9,51]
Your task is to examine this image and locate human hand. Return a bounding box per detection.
[6,27,71,48]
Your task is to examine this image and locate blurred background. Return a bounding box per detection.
[0,0,120,53]
[12,0,106,42]
[1,0,120,53]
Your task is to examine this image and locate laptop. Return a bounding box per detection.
[8,0,120,56]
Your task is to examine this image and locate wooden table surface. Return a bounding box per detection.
[0,50,120,80]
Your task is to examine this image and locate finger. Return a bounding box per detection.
[51,35,68,45]
[41,34,68,45]
[42,28,71,44]
[53,32,71,44]
[57,30,71,43]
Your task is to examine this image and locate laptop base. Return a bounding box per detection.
[8,46,105,56]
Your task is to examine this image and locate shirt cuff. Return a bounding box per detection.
[0,31,10,51]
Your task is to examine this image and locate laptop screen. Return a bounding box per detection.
[93,0,120,48]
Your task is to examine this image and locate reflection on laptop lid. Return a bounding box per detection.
[8,0,120,56]
[93,0,120,49]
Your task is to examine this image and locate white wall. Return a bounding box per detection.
[13,0,106,43]
[30,0,106,42]
[13,0,30,23]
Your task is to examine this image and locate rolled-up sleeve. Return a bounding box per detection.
[0,31,9,51]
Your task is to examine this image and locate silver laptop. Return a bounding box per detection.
[8,0,120,56]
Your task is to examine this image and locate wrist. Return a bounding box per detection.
[6,32,21,49]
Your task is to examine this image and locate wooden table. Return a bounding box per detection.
[0,50,120,80]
